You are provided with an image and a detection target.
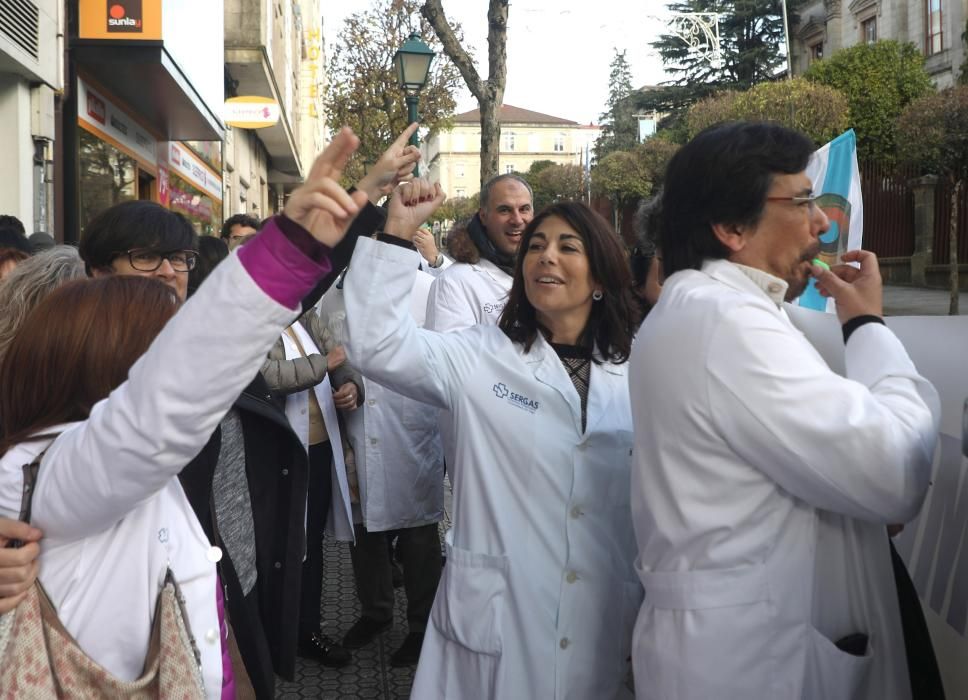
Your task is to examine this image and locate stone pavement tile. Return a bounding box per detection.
[883,285,968,317]
[275,475,454,700]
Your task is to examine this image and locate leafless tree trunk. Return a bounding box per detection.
[950,177,961,315]
[422,0,508,190]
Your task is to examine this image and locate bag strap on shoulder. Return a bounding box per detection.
[18,449,46,525]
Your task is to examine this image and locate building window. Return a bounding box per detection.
[452,134,465,151]
[456,188,466,198]
[926,0,943,55]
[554,133,565,152]
[456,162,465,178]
[809,42,824,62]
[862,17,877,44]
[505,164,514,174]
[503,131,516,151]
[638,118,657,142]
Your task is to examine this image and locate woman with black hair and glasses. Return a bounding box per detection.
[79,200,199,302]
[344,180,644,699]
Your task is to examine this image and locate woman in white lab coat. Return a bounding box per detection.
[0,130,366,697]
[344,185,644,699]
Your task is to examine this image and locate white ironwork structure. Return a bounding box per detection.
[664,12,723,68]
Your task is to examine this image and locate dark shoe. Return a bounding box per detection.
[391,561,404,589]
[390,631,425,667]
[342,616,392,649]
[298,633,352,668]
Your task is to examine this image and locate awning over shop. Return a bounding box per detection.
[73,43,224,142]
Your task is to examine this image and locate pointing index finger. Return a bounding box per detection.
[392,123,419,151]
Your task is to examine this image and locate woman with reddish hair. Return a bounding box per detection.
[0,129,368,697]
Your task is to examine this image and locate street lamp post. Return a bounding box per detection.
[393,32,435,175]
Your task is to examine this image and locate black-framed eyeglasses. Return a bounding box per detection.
[115,248,198,272]
[765,194,821,211]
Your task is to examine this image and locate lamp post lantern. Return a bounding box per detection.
[393,32,435,174]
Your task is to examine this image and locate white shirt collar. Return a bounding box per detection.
[729,262,789,307]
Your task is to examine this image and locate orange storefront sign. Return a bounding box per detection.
[78,0,162,41]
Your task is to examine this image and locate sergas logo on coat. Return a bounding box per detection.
[492,382,539,413]
[107,0,143,32]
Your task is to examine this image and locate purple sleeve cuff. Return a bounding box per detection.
[237,215,333,309]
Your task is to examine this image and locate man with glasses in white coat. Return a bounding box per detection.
[630,122,940,700]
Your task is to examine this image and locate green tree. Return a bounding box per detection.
[526,160,556,176]
[686,78,849,144]
[637,0,795,134]
[430,193,479,225]
[805,40,934,163]
[595,49,639,160]
[654,0,791,90]
[326,0,462,187]
[591,139,678,232]
[897,87,968,314]
[528,163,585,210]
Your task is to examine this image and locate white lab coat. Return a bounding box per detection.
[319,270,444,531]
[0,254,300,697]
[424,257,511,333]
[345,238,642,699]
[279,323,354,542]
[629,259,940,700]
[425,257,513,470]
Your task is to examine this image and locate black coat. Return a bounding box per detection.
[179,372,309,698]
[176,201,387,696]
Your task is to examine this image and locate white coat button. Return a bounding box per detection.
[566,571,578,584]
[570,506,582,519]
[768,282,782,295]
[367,399,376,407]
[577,443,587,452]
[206,546,223,563]
[559,637,570,649]
[206,628,218,644]
[301,408,307,415]
[370,437,379,445]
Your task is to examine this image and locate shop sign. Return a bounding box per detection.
[223,97,280,129]
[305,24,322,118]
[166,142,222,201]
[77,78,157,167]
[79,0,163,41]
[158,166,170,207]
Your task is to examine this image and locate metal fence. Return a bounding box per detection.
[859,160,916,259]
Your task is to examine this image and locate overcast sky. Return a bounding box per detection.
[323,0,678,126]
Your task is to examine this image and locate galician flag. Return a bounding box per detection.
[797,129,864,312]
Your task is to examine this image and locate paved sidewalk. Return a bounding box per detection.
[883,285,967,316]
[276,484,453,699]
[275,537,418,700]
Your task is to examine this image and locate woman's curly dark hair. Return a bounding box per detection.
[498,201,641,363]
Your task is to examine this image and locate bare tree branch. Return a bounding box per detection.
[421,0,483,99]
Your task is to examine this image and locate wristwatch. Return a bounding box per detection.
[431,252,445,268]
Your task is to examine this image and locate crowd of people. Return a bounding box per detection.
[0,119,944,700]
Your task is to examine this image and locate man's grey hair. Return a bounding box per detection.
[479,173,533,210]
[0,245,86,364]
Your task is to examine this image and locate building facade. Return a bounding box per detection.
[223,0,327,221]
[62,0,225,241]
[792,0,968,87]
[423,105,600,198]
[0,0,60,234]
